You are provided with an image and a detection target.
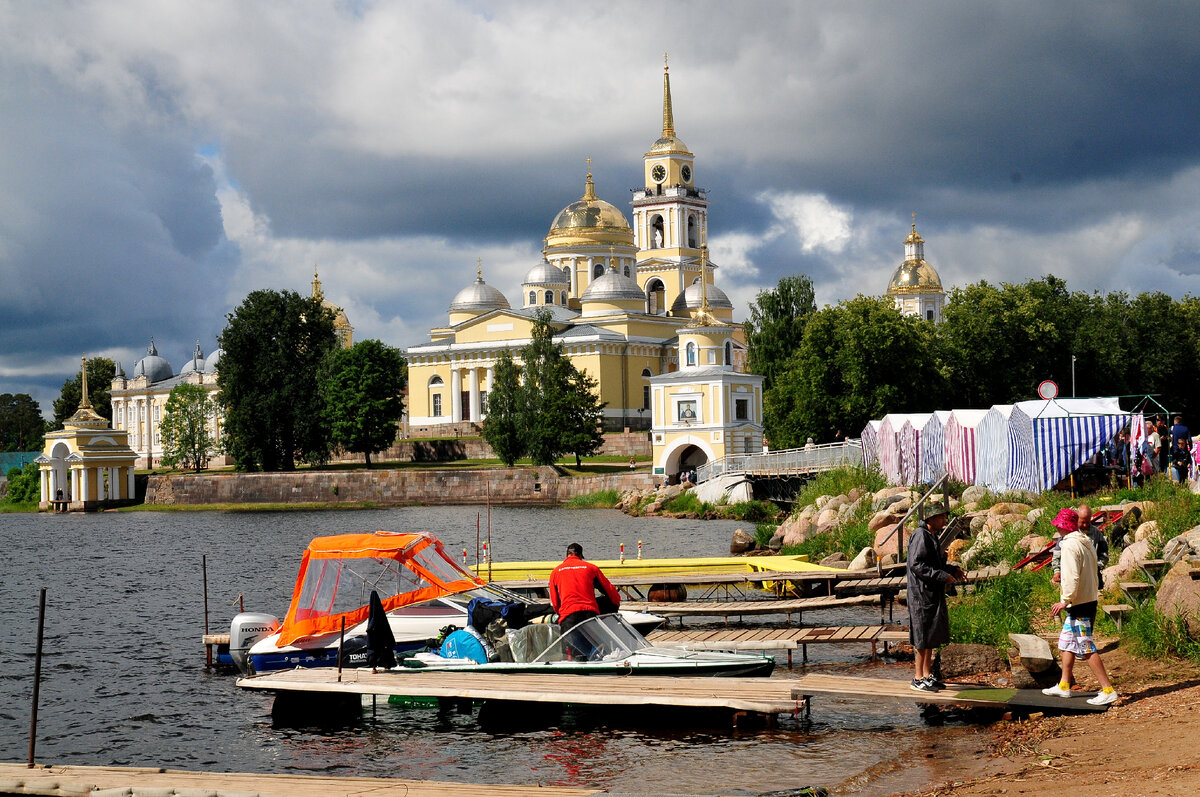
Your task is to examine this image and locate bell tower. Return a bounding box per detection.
[632,57,711,315]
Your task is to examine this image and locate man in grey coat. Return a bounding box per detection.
[906,502,964,692]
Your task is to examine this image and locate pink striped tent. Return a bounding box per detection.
[898,413,934,486]
[877,414,908,485]
[943,409,990,484]
[861,420,883,469]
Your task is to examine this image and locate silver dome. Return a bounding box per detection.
[671,278,733,315]
[523,259,570,287]
[133,339,173,383]
[449,275,511,313]
[580,267,646,304]
[204,347,222,372]
[179,342,207,375]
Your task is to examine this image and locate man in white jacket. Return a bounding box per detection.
[1042,508,1119,706]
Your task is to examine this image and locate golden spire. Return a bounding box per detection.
[311,264,323,301]
[476,258,483,280]
[79,354,92,409]
[662,54,675,139]
[582,157,597,201]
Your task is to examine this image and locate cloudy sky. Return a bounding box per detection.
[3,1,1200,418]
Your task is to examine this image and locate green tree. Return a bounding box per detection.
[217,289,337,471]
[52,358,116,428]
[2,461,40,504]
[322,339,408,468]
[481,349,525,466]
[160,383,221,472]
[744,274,817,391]
[766,296,945,447]
[519,311,577,466]
[560,368,607,467]
[0,393,46,451]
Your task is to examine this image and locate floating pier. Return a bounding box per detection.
[237,669,1109,717]
[647,625,910,663]
[0,763,598,797]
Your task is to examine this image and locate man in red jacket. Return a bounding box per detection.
[548,543,621,633]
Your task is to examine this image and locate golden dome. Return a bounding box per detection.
[544,170,634,249]
[887,259,943,295]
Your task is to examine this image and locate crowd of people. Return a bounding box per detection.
[1099,414,1194,487]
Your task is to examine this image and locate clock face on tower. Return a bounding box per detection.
[651,164,666,183]
[680,164,692,183]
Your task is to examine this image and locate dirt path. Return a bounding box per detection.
[900,646,1200,796]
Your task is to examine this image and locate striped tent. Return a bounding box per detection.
[921,411,952,484]
[974,405,1015,492]
[897,413,933,486]
[943,409,990,485]
[878,414,914,485]
[1006,397,1125,492]
[861,420,883,469]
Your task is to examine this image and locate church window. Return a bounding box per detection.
[707,349,716,365]
[650,215,665,249]
[433,394,443,416]
[686,342,697,366]
[560,291,568,305]
[429,375,444,386]
[593,262,604,279]
[529,290,537,305]
[646,278,665,315]
[643,385,651,411]
[724,340,733,366]
[687,215,697,248]
[545,290,554,305]
[735,398,749,421]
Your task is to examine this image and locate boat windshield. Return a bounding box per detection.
[531,614,651,663]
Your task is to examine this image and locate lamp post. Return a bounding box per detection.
[1072,355,1077,397]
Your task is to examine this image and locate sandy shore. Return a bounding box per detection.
[897,643,1200,796]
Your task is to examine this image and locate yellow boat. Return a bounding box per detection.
[475,554,837,582]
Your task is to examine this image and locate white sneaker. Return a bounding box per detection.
[1087,690,1119,706]
[1041,684,1073,698]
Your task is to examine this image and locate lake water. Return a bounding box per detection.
[0,507,988,795]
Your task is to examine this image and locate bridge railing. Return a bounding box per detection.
[696,439,863,484]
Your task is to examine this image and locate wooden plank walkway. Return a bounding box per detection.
[239,669,805,714]
[494,568,856,591]
[620,593,880,619]
[648,625,889,651]
[0,763,598,797]
[236,669,1108,715]
[833,565,1009,597]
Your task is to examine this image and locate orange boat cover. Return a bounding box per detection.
[277,531,483,646]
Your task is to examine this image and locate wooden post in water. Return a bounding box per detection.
[27,588,46,768]
[202,555,211,668]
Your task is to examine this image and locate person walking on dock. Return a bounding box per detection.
[549,543,621,633]
[1042,508,1119,706]
[906,502,963,692]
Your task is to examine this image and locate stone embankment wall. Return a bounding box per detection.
[329,431,651,466]
[145,468,655,506]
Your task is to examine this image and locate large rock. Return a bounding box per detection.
[849,547,878,571]
[1027,507,1046,524]
[961,485,990,505]
[988,502,1032,517]
[946,538,968,563]
[1135,520,1160,543]
[837,499,861,521]
[847,487,865,503]
[969,515,987,536]
[935,644,1006,679]
[1008,633,1055,673]
[825,494,848,512]
[814,494,833,510]
[1016,534,1052,553]
[873,523,910,558]
[1115,538,1152,577]
[658,484,685,503]
[816,508,840,528]
[1185,526,1200,554]
[820,552,850,569]
[730,528,756,554]
[768,530,784,552]
[780,518,816,547]
[869,510,902,533]
[1163,534,1191,563]
[1156,562,1200,636]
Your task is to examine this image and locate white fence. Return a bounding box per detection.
[696,439,863,484]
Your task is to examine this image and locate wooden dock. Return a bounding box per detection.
[620,593,881,620]
[237,669,1109,716]
[648,625,909,662]
[0,763,598,797]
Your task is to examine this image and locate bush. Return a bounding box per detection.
[794,465,886,509]
[564,489,620,509]
[948,569,1055,648]
[1118,599,1200,664]
[2,462,40,505]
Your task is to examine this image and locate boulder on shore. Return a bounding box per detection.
[1156,561,1200,636]
[730,528,756,554]
[961,485,990,505]
[820,552,850,569]
[935,644,1006,679]
[849,547,878,571]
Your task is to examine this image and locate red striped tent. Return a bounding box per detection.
[861,420,882,469]
[943,409,989,484]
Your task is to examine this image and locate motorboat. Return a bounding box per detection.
[402,612,776,677]
[229,531,663,675]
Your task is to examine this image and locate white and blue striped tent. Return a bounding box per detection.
[921,410,952,483]
[864,420,883,470]
[1006,397,1125,492]
[974,404,1015,492]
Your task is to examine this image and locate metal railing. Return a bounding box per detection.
[696,439,863,484]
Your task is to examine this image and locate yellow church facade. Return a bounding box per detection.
[405,64,759,475]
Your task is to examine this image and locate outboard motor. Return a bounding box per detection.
[229,613,281,675]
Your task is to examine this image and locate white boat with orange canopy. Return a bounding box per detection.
[229,531,663,675]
